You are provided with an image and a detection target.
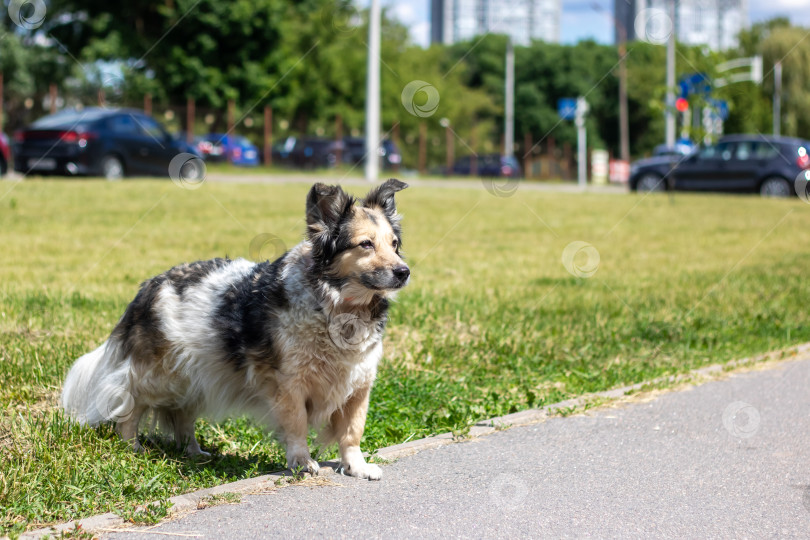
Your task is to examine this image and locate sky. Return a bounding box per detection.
[361,0,810,47]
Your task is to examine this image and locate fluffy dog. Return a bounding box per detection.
[61,179,410,480]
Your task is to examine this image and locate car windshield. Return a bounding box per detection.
[31,109,109,130]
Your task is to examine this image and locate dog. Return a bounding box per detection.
[61,179,409,480]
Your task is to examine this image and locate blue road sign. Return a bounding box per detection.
[708,99,729,120]
[558,98,577,120]
[679,73,711,98]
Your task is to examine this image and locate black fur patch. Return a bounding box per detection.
[369,296,390,331]
[165,258,231,297]
[214,259,288,369]
[111,276,169,365]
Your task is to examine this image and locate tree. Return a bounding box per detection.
[725,19,810,138]
[759,26,810,137]
[444,36,622,156]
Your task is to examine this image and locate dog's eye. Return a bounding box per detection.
[392,239,399,250]
[359,240,374,250]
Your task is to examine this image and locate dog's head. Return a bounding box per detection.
[306,179,409,304]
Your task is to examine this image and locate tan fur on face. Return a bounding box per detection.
[331,207,403,281]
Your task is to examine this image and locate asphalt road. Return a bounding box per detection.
[106,357,810,539]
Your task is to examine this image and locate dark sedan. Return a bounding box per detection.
[339,137,402,170]
[13,107,202,180]
[451,154,521,178]
[629,135,810,197]
[272,137,336,169]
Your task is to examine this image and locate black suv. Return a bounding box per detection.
[629,135,810,197]
[13,107,201,179]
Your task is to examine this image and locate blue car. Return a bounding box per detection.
[199,133,260,166]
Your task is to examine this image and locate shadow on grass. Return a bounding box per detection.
[132,426,289,481]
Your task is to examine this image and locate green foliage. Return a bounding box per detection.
[759,26,810,137]
[7,0,809,158]
[724,19,810,138]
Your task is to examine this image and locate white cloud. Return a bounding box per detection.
[390,2,417,23]
[410,20,431,47]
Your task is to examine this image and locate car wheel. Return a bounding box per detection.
[636,173,665,192]
[759,177,791,198]
[101,155,125,181]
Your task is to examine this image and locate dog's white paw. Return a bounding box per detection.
[340,460,382,480]
[287,450,320,475]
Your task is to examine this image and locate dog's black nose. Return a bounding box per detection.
[393,265,410,282]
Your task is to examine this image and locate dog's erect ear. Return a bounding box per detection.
[306,183,355,238]
[362,178,408,218]
[306,183,355,229]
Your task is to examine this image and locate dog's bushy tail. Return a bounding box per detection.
[61,339,134,426]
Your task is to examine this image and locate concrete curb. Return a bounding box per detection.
[20,342,810,539]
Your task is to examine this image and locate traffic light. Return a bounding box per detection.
[675,98,689,113]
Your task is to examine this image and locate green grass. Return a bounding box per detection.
[2,178,810,534]
[200,161,567,183]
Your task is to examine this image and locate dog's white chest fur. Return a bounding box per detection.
[275,247,384,425]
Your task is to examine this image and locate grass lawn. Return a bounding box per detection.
[2,178,809,535]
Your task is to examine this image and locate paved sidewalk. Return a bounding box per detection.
[106,357,810,539]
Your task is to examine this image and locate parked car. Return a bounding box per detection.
[272,136,401,170]
[339,137,402,170]
[272,137,336,169]
[196,133,259,166]
[629,135,810,197]
[193,135,224,162]
[450,154,522,178]
[13,107,202,180]
[0,132,10,176]
[652,142,695,158]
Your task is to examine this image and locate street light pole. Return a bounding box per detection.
[617,25,630,162]
[773,61,782,137]
[364,0,381,182]
[504,37,515,158]
[665,0,676,147]
[575,97,588,188]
